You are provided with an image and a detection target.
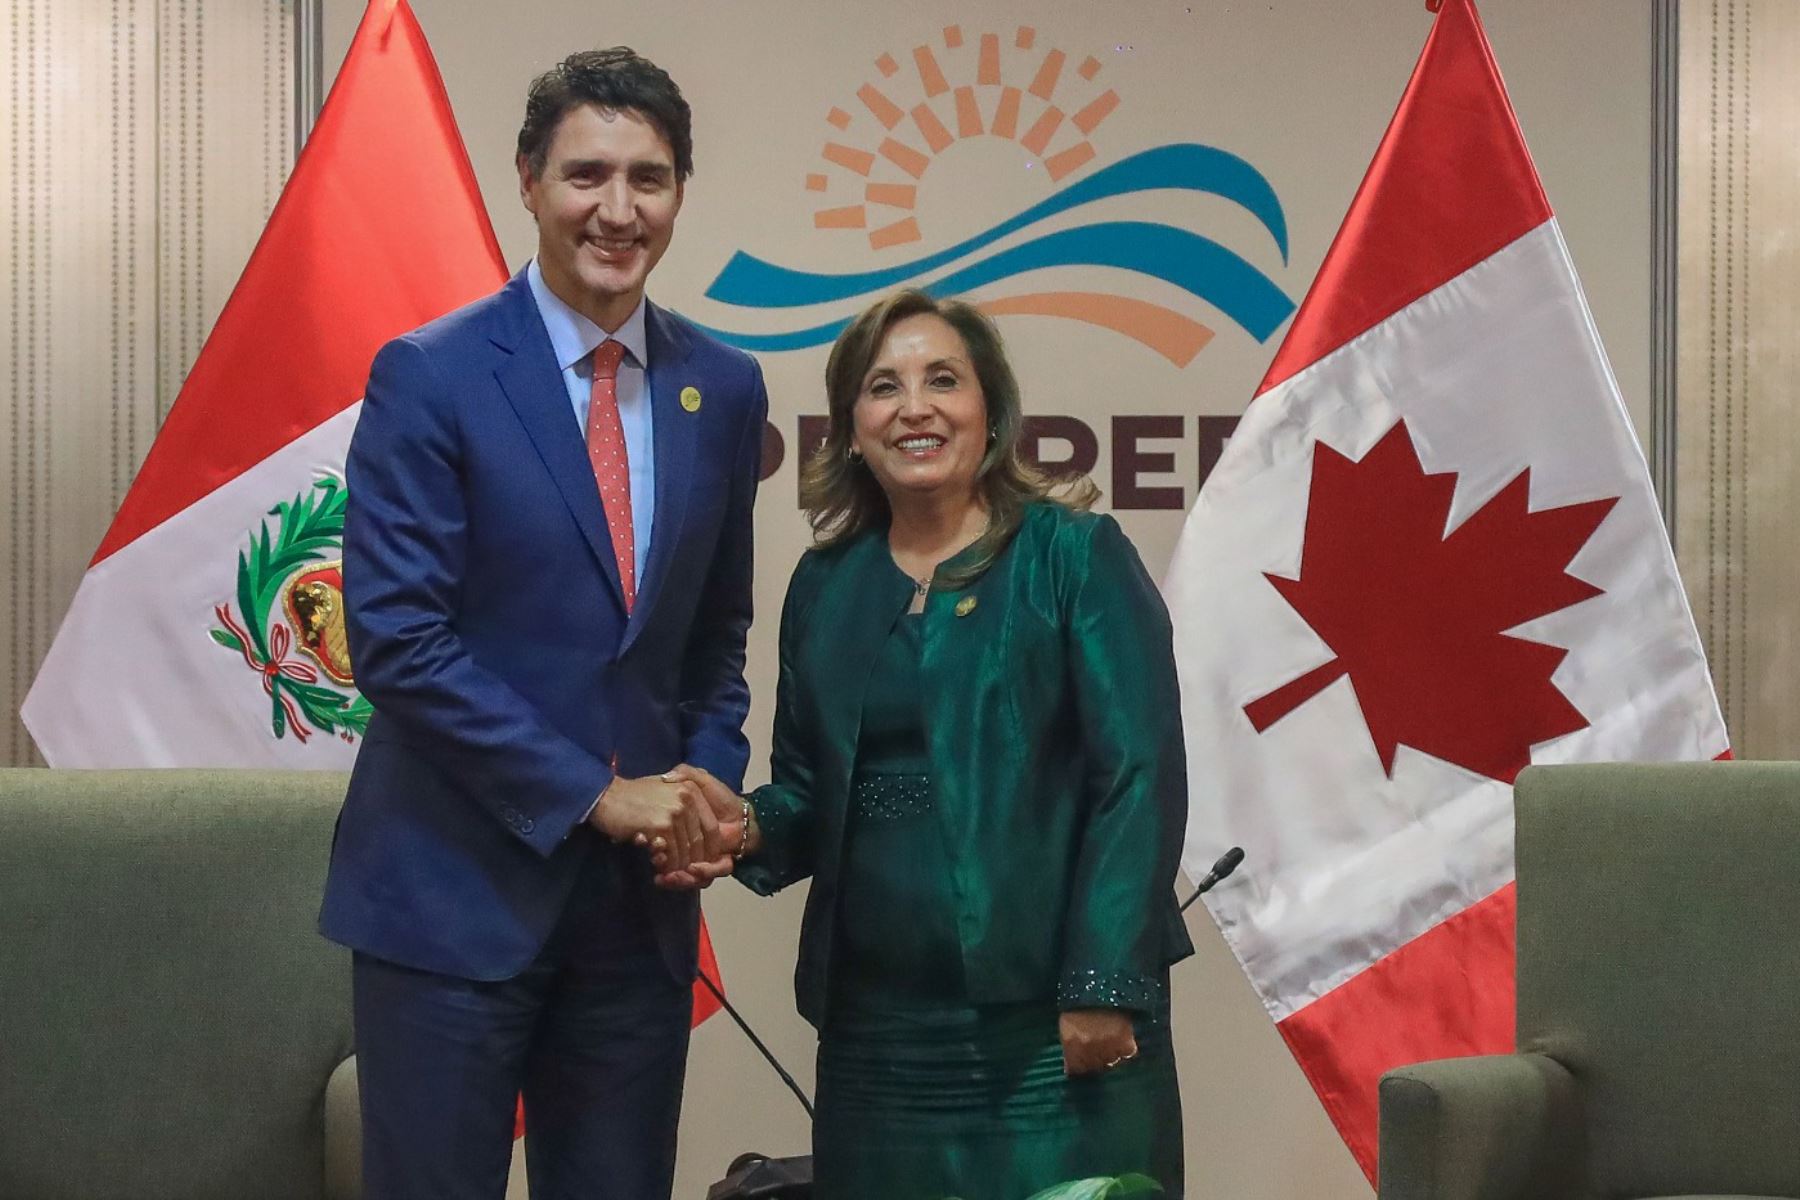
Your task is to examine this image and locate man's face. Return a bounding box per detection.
[519,103,683,330]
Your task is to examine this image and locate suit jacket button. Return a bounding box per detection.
[519,818,535,835]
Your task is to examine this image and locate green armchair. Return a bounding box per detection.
[0,769,359,1199]
[1378,761,1800,1200]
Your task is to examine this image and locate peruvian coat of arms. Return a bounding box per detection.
[209,476,371,744]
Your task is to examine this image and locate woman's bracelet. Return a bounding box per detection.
[733,797,753,861]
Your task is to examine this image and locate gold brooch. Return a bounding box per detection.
[954,596,978,617]
[680,386,702,412]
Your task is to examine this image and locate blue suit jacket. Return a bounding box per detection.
[319,271,766,984]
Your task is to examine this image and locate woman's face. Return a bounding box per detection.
[850,312,990,509]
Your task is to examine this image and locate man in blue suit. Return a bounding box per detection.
[320,48,764,1200]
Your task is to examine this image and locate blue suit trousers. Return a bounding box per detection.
[351,839,693,1200]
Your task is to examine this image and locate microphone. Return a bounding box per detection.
[1180,846,1245,912]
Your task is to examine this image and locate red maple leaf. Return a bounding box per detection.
[1244,419,1618,784]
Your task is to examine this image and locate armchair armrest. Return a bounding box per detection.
[1378,1052,1581,1200]
[324,1054,363,1200]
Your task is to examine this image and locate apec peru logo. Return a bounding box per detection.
[699,23,1295,372]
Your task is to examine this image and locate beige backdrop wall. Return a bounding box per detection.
[313,3,1655,1197]
[0,1,1657,1198]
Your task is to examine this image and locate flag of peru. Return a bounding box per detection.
[23,0,504,768]
[1162,0,1727,1181]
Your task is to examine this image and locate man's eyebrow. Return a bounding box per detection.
[557,157,673,175]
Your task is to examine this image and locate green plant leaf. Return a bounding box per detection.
[1020,1182,1111,1200]
[209,628,244,652]
[1018,1178,1164,1200]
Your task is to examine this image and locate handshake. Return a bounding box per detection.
[586,764,754,890]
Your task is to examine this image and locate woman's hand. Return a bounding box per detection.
[1059,1007,1139,1076]
[646,764,754,889]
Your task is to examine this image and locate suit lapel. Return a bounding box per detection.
[488,272,629,614]
[620,302,696,653]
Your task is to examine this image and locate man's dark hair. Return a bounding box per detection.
[517,48,693,181]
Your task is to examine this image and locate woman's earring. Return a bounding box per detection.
[846,444,864,463]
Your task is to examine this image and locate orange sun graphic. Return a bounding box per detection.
[807,25,1121,252]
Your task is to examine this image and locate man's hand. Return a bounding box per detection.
[1059,1008,1139,1077]
[648,765,751,890]
[666,764,756,850]
[587,774,718,873]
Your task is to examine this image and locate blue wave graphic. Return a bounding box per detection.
[704,142,1289,311]
[693,220,1296,353]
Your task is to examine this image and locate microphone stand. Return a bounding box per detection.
[696,967,813,1119]
[698,968,815,1200]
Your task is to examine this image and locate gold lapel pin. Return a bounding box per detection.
[954,596,978,617]
[680,386,702,413]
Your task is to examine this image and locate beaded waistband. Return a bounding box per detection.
[849,772,933,819]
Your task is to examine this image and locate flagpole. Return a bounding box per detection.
[1649,0,1679,545]
[293,0,325,153]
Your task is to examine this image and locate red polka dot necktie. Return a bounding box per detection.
[586,339,635,612]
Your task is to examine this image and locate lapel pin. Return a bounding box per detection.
[680,386,702,413]
[954,596,977,617]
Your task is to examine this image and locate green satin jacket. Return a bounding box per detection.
[738,500,1195,1028]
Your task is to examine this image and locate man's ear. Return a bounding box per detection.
[517,154,538,217]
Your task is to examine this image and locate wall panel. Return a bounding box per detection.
[1677,0,1799,758]
[0,0,292,763]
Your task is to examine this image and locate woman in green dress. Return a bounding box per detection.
[673,289,1194,1199]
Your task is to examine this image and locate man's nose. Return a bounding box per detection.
[594,179,634,226]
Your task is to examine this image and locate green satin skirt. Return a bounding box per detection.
[813,773,1183,1200]
[813,1002,1183,1200]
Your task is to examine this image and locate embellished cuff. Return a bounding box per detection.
[734,791,804,896]
[1057,967,1166,1013]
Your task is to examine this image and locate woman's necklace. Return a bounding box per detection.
[894,505,985,601]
